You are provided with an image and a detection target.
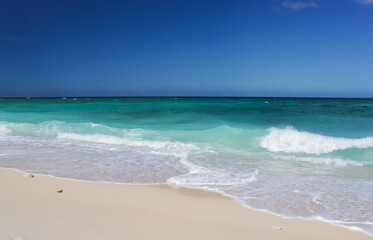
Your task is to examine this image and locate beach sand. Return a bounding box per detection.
[0,167,371,240]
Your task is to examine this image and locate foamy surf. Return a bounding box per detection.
[260,127,373,154]
[274,155,364,166]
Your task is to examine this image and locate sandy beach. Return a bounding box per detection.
[0,167,371,240]
[2,0,373,238]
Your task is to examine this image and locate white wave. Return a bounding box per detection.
[178,153,205,174]
[0,120,196,151]
[276,155,364,166]
[261,127,373,154]
[167,168,258,186]
[0,124,11,136]
[57,133,197,151]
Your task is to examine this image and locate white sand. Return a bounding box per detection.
[0,167,371,240]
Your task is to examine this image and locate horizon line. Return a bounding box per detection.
[1,96,373,100]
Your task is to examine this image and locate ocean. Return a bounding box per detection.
[0,97,372,234]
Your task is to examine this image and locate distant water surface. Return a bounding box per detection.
[0,97,372,234]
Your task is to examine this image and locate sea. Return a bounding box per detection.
[0,97,372,235]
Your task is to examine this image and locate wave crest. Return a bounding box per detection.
[260,127,373,154]
[0,120,198,152]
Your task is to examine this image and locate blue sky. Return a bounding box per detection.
[1,0,373,97]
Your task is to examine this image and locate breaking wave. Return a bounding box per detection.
[260,127,373,155]
[0,120,197,152]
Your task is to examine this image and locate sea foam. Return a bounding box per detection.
[57,133,197,151]
[276,155,364,166]
[0,120,197,151]
[260,127,373,154]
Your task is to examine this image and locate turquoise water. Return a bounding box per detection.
[0,97,372,234]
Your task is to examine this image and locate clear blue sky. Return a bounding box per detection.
[1,0,373,97]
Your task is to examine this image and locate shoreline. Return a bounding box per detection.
[1,166,371,237]
[0,167,372,240]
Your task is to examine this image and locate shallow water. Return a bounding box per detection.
[0,97,372,234]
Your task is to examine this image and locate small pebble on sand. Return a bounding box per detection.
[23,173,34,178]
